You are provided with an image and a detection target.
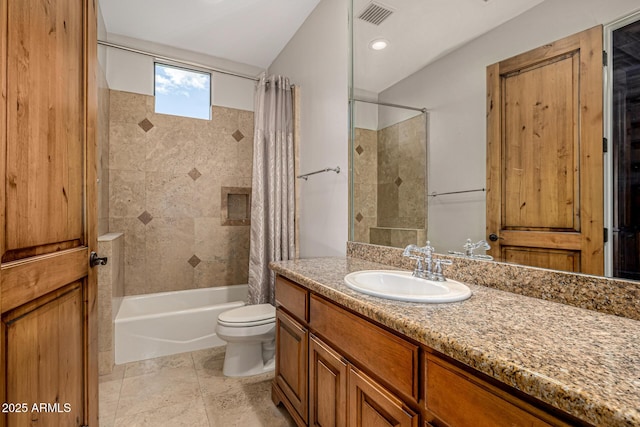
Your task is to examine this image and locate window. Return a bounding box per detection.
[154,63,211,120]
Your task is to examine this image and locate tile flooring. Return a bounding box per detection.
[99,347,295,427]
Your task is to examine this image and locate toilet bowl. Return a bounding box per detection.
[216,303,276,377]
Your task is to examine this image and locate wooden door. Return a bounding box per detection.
[309,335,347,427]
[275,309,308,423]
[486,25,604,274]
[0,0,98,426]
[348,366,418,427]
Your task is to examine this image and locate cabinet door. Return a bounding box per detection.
[309,335,347,427]
[349,366,418,427]
[276,308,308,423]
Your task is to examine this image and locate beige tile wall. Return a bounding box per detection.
[353,114,427,246]
[98,232,124,375]
[98,65,110,236]
[352,128,378,243]
[108,90,253,296]
[377,114,426,229]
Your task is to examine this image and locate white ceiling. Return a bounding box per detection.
[100,0,545,92]
[100,0,321,69]
[354,0,545,93]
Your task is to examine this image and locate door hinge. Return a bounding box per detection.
[603,137,608,153]
[604,227,609,243]
[603,50,608,66]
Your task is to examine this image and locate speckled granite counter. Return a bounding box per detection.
[270,257,640,427]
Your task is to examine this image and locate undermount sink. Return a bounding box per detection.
[343,270,472,303]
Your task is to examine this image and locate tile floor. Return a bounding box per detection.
[99,347,295,427]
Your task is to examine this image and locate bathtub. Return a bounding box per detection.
[115,285,248,365]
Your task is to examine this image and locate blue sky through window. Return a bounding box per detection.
[154,63,211,120]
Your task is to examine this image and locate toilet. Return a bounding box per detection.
[216,303,276,377]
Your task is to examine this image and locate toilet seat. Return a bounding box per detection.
[217,303,275,327]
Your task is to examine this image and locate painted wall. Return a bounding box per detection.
[103,34,262,111]
[378,0,640,253]
[268,0,349,257]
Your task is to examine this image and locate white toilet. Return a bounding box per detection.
[216,303,276,377]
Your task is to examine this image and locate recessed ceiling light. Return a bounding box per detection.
[369,38,389,50]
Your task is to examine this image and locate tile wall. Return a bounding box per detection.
[98,232,125,375]
[98,65,110,236]
[108,90,254,296]
[353,113,427,247]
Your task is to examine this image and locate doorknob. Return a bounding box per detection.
[488,233,499,242]
[90,251,108,267]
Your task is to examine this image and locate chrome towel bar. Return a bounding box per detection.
[428,188,485,197]
[296,166,340,180]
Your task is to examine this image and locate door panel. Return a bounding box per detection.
[4,284,84,427]
[0,0,98,426]
[487,25,604,274]
[4,0,85,256]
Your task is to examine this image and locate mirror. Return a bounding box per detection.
[351,100,427,248]
[349,0,640,280]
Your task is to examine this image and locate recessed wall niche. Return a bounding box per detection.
[221,187,251,226]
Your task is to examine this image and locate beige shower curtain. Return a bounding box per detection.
[248,74,295,305]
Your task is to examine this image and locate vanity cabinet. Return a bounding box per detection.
[273,274,586,427]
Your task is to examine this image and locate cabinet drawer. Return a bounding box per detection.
[309,294,419,402]
[275,275,308,323]
[425,354,570,427]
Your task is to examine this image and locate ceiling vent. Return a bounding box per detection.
[357,2,394,26]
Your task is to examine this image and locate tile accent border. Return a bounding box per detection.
[347,241,640,321]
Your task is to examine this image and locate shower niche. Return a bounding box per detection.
[221,187,251,226]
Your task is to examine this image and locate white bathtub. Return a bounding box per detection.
[115,285,247,364]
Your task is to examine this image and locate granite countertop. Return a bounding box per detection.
[270,257,640,427]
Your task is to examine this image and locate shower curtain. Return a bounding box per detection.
[248,74,295,305]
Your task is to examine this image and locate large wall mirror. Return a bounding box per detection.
[348,0,640,281]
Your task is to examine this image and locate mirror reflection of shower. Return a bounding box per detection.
[351,99,427,248]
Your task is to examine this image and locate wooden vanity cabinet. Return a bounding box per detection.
[273,274,585,427]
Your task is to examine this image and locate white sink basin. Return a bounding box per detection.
[343,270,471,303]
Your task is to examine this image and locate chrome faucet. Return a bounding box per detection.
[449,239,494,260]
[403,241,452,281]
[464,239,490,257]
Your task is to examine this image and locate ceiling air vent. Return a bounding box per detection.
[357,2,394,26]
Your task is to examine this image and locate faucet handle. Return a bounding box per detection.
[432,258,453,281]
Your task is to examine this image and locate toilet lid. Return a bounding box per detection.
[218,303,275,324]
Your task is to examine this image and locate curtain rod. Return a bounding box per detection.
[352,98,427,113]
[97,40,261,82]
